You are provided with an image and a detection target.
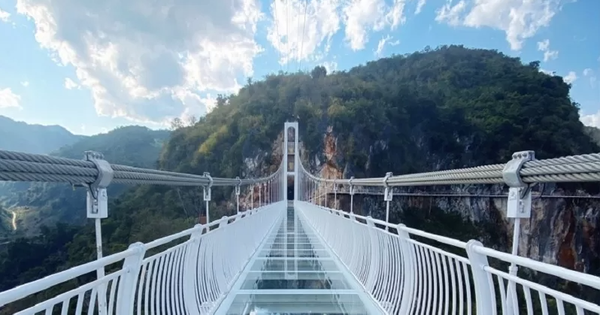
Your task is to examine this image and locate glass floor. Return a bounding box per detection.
[213,203,384,315]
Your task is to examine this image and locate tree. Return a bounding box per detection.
[311,66,327,79]
[170,117,184,130]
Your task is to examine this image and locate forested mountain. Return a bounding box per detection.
[1,45,598,311]
[585,126,600,146]
[0,115,82,154]
[0,126,169,239]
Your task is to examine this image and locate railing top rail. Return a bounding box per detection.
[315,201,469,249]
[300,152,600,187]
[0,203,276,308]
[0,149,281,187]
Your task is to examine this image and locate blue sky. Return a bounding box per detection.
[0,0,598,135]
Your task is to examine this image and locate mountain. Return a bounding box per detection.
[585,126,600,146]
[0,115,83,154]
[0,126,170,238]
[1,45,599,310]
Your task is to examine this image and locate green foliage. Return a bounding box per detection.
[1,45,598,308]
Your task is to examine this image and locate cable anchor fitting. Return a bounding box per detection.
[203,172,213,201]
[235,176,241,196]
[84,151,113,219]
[502,151,535,219]
[383,172,393,202]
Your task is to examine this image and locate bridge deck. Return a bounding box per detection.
[214,203,384,314]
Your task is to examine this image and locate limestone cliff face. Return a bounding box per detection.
[301,127,600,275]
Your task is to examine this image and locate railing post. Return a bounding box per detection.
[116,242,145,314]
[502,150,535,315]
[466,240,495,314]
[349,177,355,214]
[235,177,241,214]
[183,224,204,315]
[84,151,114,315]
[333,180,338,210]
[259,182,262,207]
[383,172,393,230]
[365,217,380,292]
[397,224,416,314]
[203,172,212,224]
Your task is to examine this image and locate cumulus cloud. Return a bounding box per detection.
[267,0,340,65]
[537,39,558,62]
[375,35,399,57]
[64,78,79,90]
[582,111,600,128]
[20,81,29,87]
[435,0,560,50]
[16,0,264,125]
[583,68,597,87]
[415,0,427,14]
[343,0,406,50]
[0,9,10,22]
[563,71,577,84]
[0,88,22,109]
[321,60,338,73]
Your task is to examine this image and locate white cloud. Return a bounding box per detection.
[64,77,79,90]
[583,68,597,88]
[563,71,577,84]
[20,81,29,87]
[16,0,264,125]
[0,9,10,22]
[267,0,340,66]
[435,0,466,26]
[540,68,554,75]
[415,0,426,14]
[375,35,399,57]
[581,111,600,128]
[0,88,22,109]
[343,0,406,50]
[536,39,558,62]
[435,0,560,51]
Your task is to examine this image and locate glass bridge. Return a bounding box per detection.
[215,202,384,314]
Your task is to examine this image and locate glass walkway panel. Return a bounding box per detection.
[214,202,385,315]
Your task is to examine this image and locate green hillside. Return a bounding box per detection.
[0,126,169,238]
[0,45,598,311]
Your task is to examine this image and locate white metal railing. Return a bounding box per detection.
[0,201,284,315]
[296,201,600,315]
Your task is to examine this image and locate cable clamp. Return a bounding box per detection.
[203,172,212,201]
[384,172,393,201]
[502,151,535,218]
[84,151,113,219]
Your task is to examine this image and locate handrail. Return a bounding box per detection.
[0,202,285,313]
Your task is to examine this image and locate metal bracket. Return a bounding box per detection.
[502,151,535,219]
[84,151,113,219]
[203,172,212,201]
[349,176,355,196]
[235,176,241,196]
[383,172,393,201]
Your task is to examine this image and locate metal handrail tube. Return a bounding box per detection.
[0,248,136,307]
[474,245,600,290]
